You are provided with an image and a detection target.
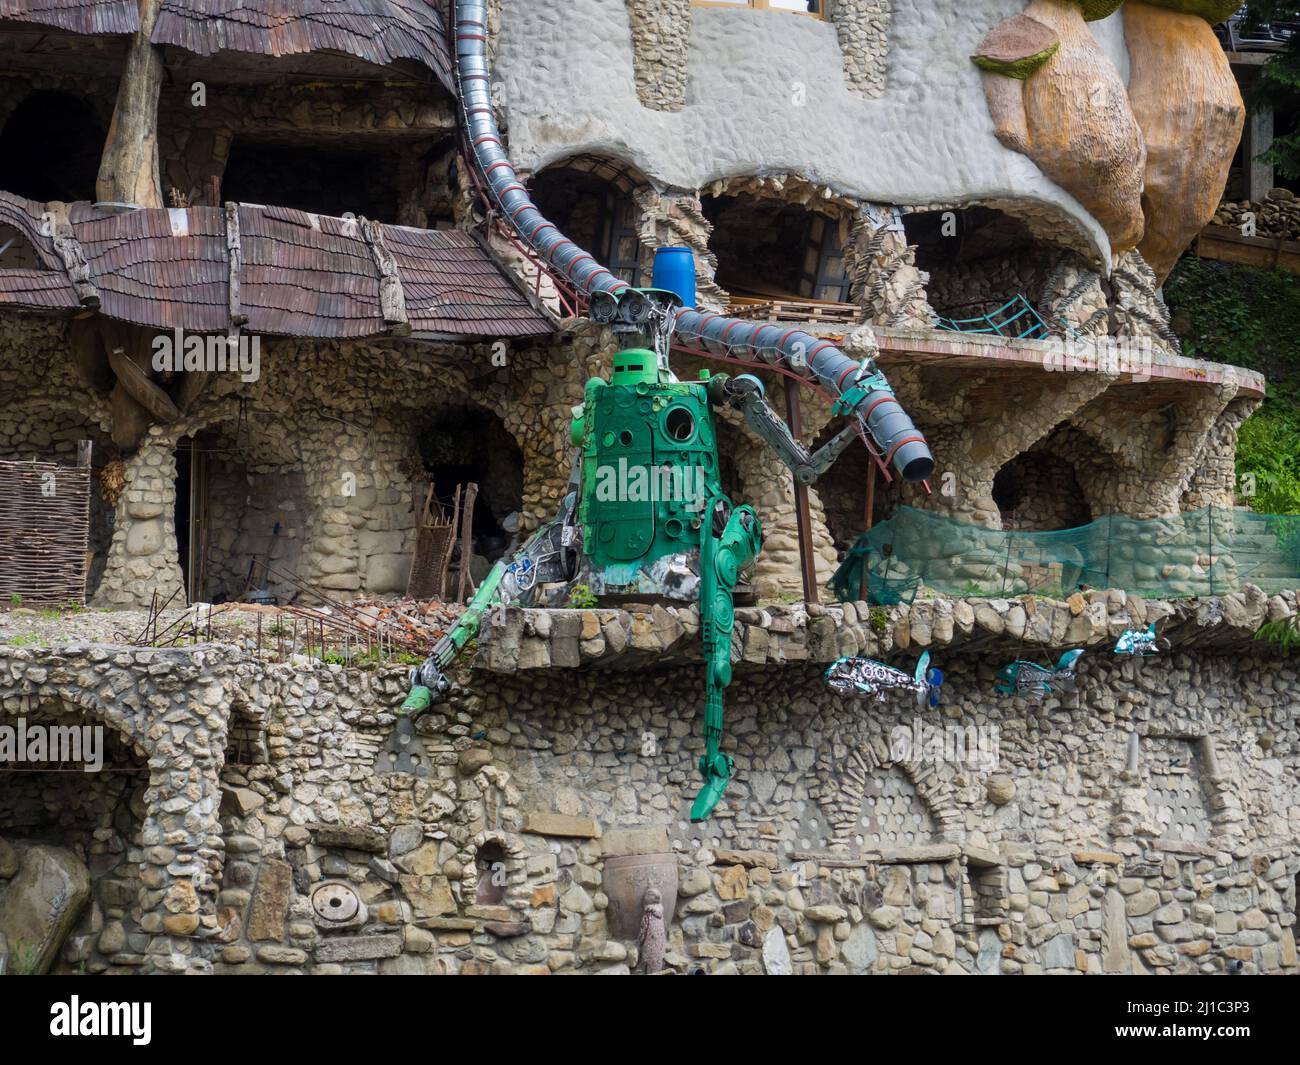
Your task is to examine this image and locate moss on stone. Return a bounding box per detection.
[1076,0,1126,20]
[973,42,1060,80]
[1136,0,1241,21]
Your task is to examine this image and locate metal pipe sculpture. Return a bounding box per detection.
[994,649,1085,702]
[402,1,936,823]
[1114,623,1168,657]
[825,651,945,707]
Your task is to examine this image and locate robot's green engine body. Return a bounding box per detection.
[570,349,722,576]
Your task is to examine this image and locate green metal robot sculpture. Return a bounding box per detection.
[403,289,860,821]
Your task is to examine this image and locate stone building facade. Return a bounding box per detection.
[0,2,1294,980]
[3,588,1296,975]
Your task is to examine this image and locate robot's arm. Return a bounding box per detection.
[402,503,579,714]
[402,558,511,713]
[708,373,858,485]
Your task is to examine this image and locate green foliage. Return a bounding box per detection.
[869,608,890,635]
[567,584,599,609]
[6,633,40,647]
[9,939,41,976]
[8,594,20,608]
[1255,615,1300,651]
[1165,257,1300,514]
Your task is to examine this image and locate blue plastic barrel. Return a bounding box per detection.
[652,246,696,309]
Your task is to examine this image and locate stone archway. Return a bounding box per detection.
[0,645,235,973]
[813,738,963,848]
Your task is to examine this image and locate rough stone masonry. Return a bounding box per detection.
[1,588,1295,975]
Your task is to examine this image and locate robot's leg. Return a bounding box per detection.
[690,501,762,823]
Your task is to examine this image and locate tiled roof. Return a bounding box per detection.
[0,0,138,35]
[154,1,452,88]
[0,1,453,88]
[0,193,554,340]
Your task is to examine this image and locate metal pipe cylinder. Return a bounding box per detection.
[452,0,933,482]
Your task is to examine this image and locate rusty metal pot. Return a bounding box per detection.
[602,852,678,939]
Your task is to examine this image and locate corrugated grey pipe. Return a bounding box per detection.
[453,0,933,483]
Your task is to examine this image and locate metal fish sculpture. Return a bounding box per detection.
[825,651,945,707]
[994,649,1084,701]
[1114,623,1168,657]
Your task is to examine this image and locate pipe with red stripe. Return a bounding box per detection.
[452,0,932,482]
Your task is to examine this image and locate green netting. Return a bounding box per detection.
[830,506,1300,605]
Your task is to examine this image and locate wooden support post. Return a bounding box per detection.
[784,382,818,605]
[96,0,165,208]
[858,458,877,601]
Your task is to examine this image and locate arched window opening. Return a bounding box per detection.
[0,91,105,203]
[702,191,850,304]
[530,160,645,287]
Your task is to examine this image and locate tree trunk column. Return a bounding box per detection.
[97,0,165,208]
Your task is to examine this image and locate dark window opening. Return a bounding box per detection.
[0,224,47,269]
[810,421,902,556]
[531,167,643,287]
[475,842,508,906]
[222,141,400,222]
[906,205,1051,321]
[417,407,524,564]
[701,192,849,302]
[0,91,105,203]
[993,448,1092,533]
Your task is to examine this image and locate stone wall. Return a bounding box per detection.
[3,589,1296,975]
[624,0,692,112]
[830,0,892,99]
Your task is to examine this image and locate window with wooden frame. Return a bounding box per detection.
[692,0,827,19]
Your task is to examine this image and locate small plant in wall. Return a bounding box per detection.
[567,584,599,609]
[8,939,41,976]
[1255,616,1300,653]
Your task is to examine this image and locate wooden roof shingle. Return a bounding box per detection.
[152,1,453,88]
[0,0,139,35]
[0,194,554,341]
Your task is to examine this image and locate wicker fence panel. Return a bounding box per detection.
[0,458,92,605]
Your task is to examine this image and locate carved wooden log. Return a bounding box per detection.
[44,202,99,307]
[362,217,410,335]
[96,0,165,208]
[101,319,169,450]
[1125,2,1245,282]
[169,365,210,414]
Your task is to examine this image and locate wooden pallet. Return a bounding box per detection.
[727,296,860,325]
[1193,224,1300,275]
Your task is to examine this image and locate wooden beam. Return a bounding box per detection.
[44,201,99,308]
[96,0,165,208]
[361,217,410,335]
[783,382,818,605]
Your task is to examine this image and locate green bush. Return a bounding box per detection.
[1165,257,1300,514]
